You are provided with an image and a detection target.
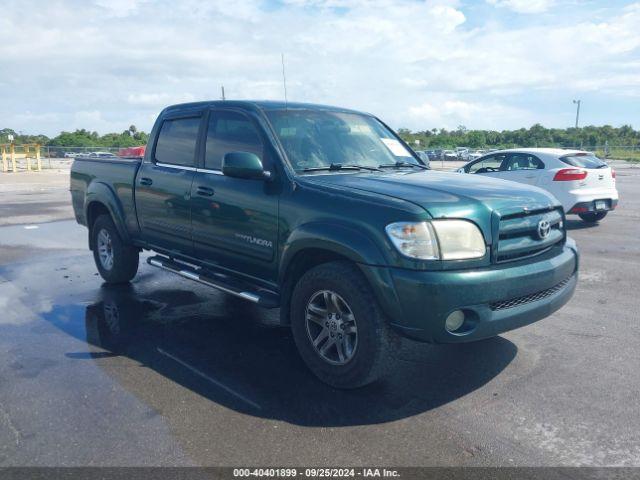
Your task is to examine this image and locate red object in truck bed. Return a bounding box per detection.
[118,146,146,157]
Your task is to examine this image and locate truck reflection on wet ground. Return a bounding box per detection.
[44,283,516,427]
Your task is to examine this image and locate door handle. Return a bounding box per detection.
[139,177,153,186]
[196,186,215,197]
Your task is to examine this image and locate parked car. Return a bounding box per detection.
[86,151,117,158]
[414,150,431,168]
[70,101,578,388]
[443,149,458,161]
[457,148,618,223]
[455,147,470,161]
[426,149,443,161]
[468,150,486,161]
[64,152,79,158]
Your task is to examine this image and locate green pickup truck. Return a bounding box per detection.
[71,101,578,388]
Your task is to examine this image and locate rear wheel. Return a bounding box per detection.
[91,214,139,283]
[579,211,608,223]
[290,261,396,388]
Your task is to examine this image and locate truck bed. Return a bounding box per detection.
[70,156,142,235]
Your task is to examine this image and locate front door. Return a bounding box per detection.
[190,109,279,281]
[467,153,507,177]
[135,115,202,255]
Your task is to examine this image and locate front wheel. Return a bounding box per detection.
[579,211,608,223]
[290,261,396,388]
[91,214,139,284]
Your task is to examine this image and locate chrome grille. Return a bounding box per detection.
[490,275,573,311]
[496,208,565,263]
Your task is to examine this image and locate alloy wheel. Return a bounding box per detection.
[305,290,358,365]
[97,228,114,271]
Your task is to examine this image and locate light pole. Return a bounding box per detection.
[573,99,581,128]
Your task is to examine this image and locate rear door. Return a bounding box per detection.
[135,114,202,255]
[190,108,279,281]
[498,152,545,186]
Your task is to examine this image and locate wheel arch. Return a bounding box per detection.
[85,182,131,249]
[278,222,396,325]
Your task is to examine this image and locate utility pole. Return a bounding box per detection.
[573,99,581,128]
[281,53,288,106]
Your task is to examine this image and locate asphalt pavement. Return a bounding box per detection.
[0,163,639,466]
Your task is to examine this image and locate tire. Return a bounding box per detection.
[290,261,397,388]
[91,214,139,284]
[579,211,608,223]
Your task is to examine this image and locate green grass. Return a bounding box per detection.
[595,149,640,163]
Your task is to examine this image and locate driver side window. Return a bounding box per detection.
[205,110,263,171]
[468,154,506,173]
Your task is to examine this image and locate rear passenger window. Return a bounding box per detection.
[506,154,544,170]
[154,117,201,167]
[205,111,263,170]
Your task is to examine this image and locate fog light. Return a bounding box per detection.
[445,310,465,332]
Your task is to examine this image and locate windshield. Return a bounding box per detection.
[265,109,421,172]
[560,153,607,169]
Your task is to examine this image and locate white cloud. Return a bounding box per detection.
[127,92,196,107]
[0,0,638,135]
[94,0,148,17]
[486,0,556,14]
[409,97,533,130]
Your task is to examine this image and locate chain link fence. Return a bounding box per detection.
[41,146,122,158]
[3,143,638,173]
[415,145,640,162]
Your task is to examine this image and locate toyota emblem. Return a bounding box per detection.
[537,219,551,239]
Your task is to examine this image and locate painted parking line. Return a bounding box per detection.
[156,347,262,411]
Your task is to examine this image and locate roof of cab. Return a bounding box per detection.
[162,100,367,115]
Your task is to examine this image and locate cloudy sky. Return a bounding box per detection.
[1,0,639,136]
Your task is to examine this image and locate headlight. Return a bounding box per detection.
[431,220,486,260]
[385,222,439,260]
[386,220,485,261]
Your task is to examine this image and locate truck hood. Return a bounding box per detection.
[299,170,560,238]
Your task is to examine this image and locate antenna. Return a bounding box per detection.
[281,53,288,107]
[221,85,226,101]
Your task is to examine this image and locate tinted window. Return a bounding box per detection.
[468,154,506,173]
[560,153,606,169]
[505,153,544,171]
[154,117,200,167]
[205,111,263,170]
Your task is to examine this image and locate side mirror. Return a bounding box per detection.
[456,168,465,173]
[222,152,270,180]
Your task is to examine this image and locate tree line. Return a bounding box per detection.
[0,126,149,148]
[397,124,639,149]
[1,123,639,150]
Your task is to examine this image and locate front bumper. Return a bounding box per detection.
[366,240,579,343]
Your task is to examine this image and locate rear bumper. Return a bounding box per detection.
[560,187,619,214]
[366,239,579,343]
[568,198,618,214]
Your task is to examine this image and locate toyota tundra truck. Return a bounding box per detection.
[70,101,579,388]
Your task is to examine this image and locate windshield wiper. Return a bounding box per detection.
[302,163,382,172]
[378,161,429,170]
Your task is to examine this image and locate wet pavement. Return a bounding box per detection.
[0,164,639,466]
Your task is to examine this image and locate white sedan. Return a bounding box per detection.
[458,148,618,223]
